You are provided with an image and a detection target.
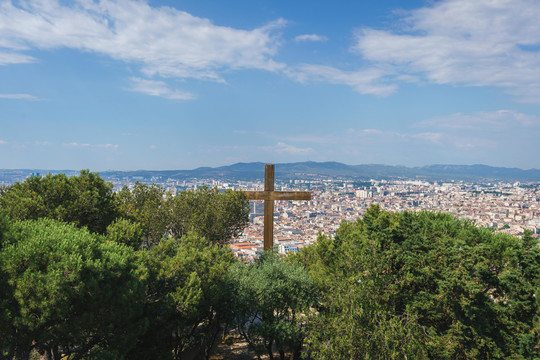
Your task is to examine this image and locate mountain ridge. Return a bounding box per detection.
[106,162,540,182]
[2,162,540,182]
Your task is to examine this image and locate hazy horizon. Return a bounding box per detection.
[1,161,540,173]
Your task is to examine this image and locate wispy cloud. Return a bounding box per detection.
[294,34,328,42]
[342,110,540,152]
[233,116,529,154]
[343,128,444,146]
[418,110,540,131]
[403,109,540,159]
[233,129,334,144]
[0,0,285,82]
[214,109,539,166]
[204,141,314,159]
[63,142,119,149]
[259,142,314,155]
[0,93,40,100]
[409,132,443,144]
[287,64,396,96]
[128,77,196,100]
[282,134,334,144]
[353,0,540,103]
[232,130,250,135]
[0,52,35,65]
[0,140,7,145]
[284,0,540,101]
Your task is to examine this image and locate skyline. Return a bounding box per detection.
[1,0,540,171]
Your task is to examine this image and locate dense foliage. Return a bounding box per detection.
[167,186,249,245]
[116,182,249,246]
[0,219,147,359]
[228,252,318,360]
[115,182,170,246]
[0,172,249,247]
[1,172,538,359]
[0,171,117,234]
[0,211,12,354]
[0,173,251,359]
[298,205,540,359]
[130,233,235,360]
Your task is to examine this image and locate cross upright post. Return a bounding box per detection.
[244,164,311,251]
[263,164,275,251]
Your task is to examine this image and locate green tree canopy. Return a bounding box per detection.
[0,209,12,354]
[299,205,540,359]
[106,218,145,249]
[0,218,147,359]
[0,170,117,234]
[116,183,249,247]
[168,186,249,245]
[115,182,170,246]
[130,233,235,360]
[0,208,10,247]
[228,252,318,360]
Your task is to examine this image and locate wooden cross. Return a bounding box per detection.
[244,164,311,251]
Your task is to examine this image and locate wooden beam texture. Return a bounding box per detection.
[244,191,312,201]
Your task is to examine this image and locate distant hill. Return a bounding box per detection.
[2,162,540,183]
[101,162,540,182]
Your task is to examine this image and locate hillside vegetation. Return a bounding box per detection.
[0,172,538,359]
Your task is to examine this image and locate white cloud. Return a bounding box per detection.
[0,0,285,81]
[412,109,540,152]
[339,110,538,153]
[287,64,396,96]
[418,110,540,131]
[346,128,383,136]
[326,125,512,165]
[449,136,498,150]
[294,34,328,42]
[128,77,195,100]
[283,134,334,144]
[64,142,119,149]
[0,93,40,100]
[353,0,540,102]
[409,132,443,144]
[217,114,539,166]
[0,140,7,145]
[260,142,313,155]
[233,130,334,144]
[0,51,35,65]
[344,128,444,146]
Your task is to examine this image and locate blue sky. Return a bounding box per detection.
[1,0,540,171]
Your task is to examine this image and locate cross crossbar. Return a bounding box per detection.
[244,191,311,201]
[244,164,311,251]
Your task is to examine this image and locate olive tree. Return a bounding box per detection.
[228,252,318,360]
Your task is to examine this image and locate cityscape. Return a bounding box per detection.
[189,176,539,261]
[3,168,537,262]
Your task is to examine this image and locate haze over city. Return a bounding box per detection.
[1,0,540,170]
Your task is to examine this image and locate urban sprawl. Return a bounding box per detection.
[3,173,539,262]
[110,176,540,261]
